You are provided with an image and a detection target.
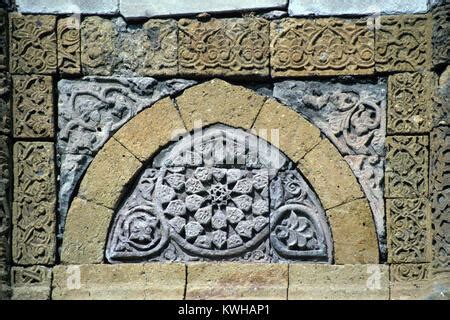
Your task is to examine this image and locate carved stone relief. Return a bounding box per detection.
[432,4,450,68]
[57,77,196,237]
[9,13,57,75]
[273,80,386,249]
[0,136,10,299]
[178,17,270,78]
[13,142,56,265]
[270,18,375,77]
[57,16,81,75]
[106,125,333,263]
[429,126,449,275]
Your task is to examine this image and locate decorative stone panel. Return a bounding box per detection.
[57,17,81,75]
[11,266,52,300]
[53,263,185,300]
[388,72,437,134]
[57,78,195,235]
[432,4,450,67]
[186,263,288,300]
[81,17,178,77]
[389,263,435,300]
[387,198,430,263]
[0,9,7,74]
[429,126,449,275]
[375,15,431,73]
[385,136,429,198]
[0,93,9,136]
[270,18,375,77]
[106,125,333,263]
[289,264,389,300]
[391,263,429,282]
[12,75,53,138]
[13,142,56,265]
[0,135,10,299]
[9,13,57,75]
[178,17,270,78]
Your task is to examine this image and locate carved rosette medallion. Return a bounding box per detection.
[107,125,332,263]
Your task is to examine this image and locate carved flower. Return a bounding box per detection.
[274,211,317,250]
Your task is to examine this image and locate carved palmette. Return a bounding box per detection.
[106,125,332,263]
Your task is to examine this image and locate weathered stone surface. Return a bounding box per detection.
[16,0,119,15]
[78,137,141,210]
[429,0,450,10]
[57,17,81,75]
[81,17,177,76]
[288,0,428,16]
[326,199,379,264]
[389,264,437,300]
[9,13,57,74]
[433,65,450,127]
[387,199,430,263]
[252,98,322,163]
[298,139,364,210]
[13,142,56,265]
[12,75,53,138]
[0,9,7,75]
[388,72,437,134]
[375,15,431,73]
[107,125,332,264]
[270,18,374,77]
[186,263,288,299]
[120,0,287,19]
[429,126,449,275]
[289,264,389,300]
[0,135,10,299]
[175,79,267,131]
[385,136,429,198]
[114,98,186,162]
[52,263,185,300]
[57,77,195,234]
[11,266,52,300]
[432,4,450,67]
[0,94,8,136]
[178,17,270,78]
[61,197,113,265]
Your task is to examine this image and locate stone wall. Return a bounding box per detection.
[0,0,448,300]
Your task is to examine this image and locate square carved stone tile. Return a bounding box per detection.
[178,17,270,78]
[12,75,54,138]
[385,135,428,198]
[388,72,437,134]
[375,15,431,73]
[13,141,56,265]
[387,198,431,264]
[9,13,57,75]
[270,18,375,77]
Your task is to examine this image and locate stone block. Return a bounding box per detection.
[114,98,186,162]
[12,75,54,138]
[16,0,119,15]
[288,0,428,16]
[375,15,431,73]
[429,126,449,275]
[0,86,10,136]
[252,98,322,163]
[387,199,430,263]
[11,266,52,300]
[388,72,437,134]
[179,17,270,78]
[0,135,10,300]
[78,137,142,209]
[432,4,450,67]
[120,0,287,19]
[186,263,288,299]
[81,16,177,76]
[326,199,379,264]
[52,263,185,300]
[13,142,56,265]
[298,139,364,210]
[61,197,113,265]
[289,264,389,300]
[0,9,7,74]
[433,66,449,127]
[385,136,429,198]
[57,17,81,75]
[9,13,57,74]
[175,79,267,131]
[270,18,374,77]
